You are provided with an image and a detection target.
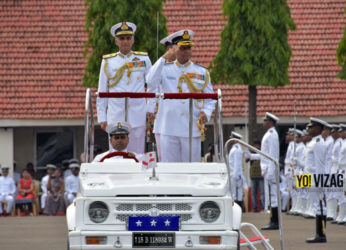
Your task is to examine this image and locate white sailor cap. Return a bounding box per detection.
[339,124,346,132]
[70,163,80,169]
[1,166,9,172]
[171,29,194,46]
[110,21,136,37]
[263,112,279,122]
[330,124,340,133]
[286,128,294,135]
[294,129,304,137]
[46,164,56,170]
[69,158,79,164]
[231,131,243,139]
[307,117,325,128]
[107,121,131,135]
[302,129,309,136]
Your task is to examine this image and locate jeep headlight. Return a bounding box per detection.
[89,201,109,223]
[199,201,220,223]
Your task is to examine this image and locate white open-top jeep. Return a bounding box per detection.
[66,90,280,250]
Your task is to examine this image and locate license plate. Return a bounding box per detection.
[133,232,175,248]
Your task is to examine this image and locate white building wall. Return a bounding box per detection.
[0,128,14,177]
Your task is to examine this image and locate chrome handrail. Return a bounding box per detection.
[224,138,285,250]
[84,88,94,163]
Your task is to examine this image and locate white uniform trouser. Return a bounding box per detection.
[0,195,14,213]
[66,193,76,205]
[161,135,201,162]
[155,133,162,162]
[109,126,146,154]
[231,176,243,201]
[264,179,278,208]
[41,193,47,209]
[281,190,290,211]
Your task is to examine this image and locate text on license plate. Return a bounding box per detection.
[133,232,175,248]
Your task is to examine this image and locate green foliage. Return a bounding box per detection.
[83,0,168,87]
[210,0,296,86]
[337,24,346,80]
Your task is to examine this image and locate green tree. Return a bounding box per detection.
[83,0,168,87]
[210,0,296,144]
[337,22,346,80]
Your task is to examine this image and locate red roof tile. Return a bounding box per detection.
[0,0,345,120]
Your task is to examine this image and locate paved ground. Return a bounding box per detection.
[0,213,345,250]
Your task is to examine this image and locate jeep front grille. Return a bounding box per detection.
[115,203,193,223]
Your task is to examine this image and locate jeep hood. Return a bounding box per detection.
[79,162,229,197]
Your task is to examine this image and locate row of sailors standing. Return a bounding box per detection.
[284,120,346,243]
[96,21,215,162]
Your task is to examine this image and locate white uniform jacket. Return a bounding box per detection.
[146,57,215,137]
[332,138,342,169]
[284,141,293,166]
[229,143,243,179]
[0,176,16,195]
[260,127,279,181]
[65,175,79,195]
[324,135,334,174]
[97,51,152,128]
[338,139,346,170]
[295,142,306,170]
[305,135,326,175]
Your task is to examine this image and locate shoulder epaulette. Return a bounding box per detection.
[165,61,174,64]
[316,138,320,142]
[133,51,148,56]
[103,53,117,59]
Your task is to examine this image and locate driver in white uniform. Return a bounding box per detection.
[93,121,141,162]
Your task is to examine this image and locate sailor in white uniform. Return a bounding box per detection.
[65,163,80,205]
[0,166,16,215]
[147,31,178,161]
[260,112,280,230]
[333,124,346,224]
[97,21,152,154]
[305,118,327,243]
[146,29,215,162]
[41,164,56,210]
[228,132,245,207]
[93,122,141,162]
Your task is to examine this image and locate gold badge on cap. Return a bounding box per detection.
[182,30,190,40]
[121,22,128,30]
[117,122,122,128]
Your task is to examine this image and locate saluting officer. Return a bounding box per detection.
[97,21,152,154]
[260,112,280,230]
[305,118,327,243]
[146,29,215,162]
[147,32,178,161]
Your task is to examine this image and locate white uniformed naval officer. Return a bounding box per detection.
[228,132,245,207]
[97,21,152,154]
[41,164,56,210]
[93,122,141,162]
[65,163,80,205]
[291,129,308,215]
[0,166,16,215]
[146,29,215,162]
[305,118,327,243]
[147,31,178,161]
[327,124,342,221]
[260,112,280,230]
[333,124,346,224]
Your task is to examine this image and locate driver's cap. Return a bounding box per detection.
[107,121,131,135]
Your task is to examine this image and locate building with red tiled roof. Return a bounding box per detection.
[0,0,345,171]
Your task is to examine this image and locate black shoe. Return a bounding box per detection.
[337,221,345,225]
[306,235,327,243]
[304,214,315,219]
[331,220,338,224]
[326,217,334,221]
[261,222,279,230]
